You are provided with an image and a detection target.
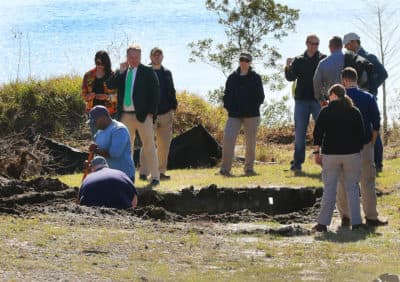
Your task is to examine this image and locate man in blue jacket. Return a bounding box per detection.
[219,52,265,176]
[336,67,387,227]
[343,32,388,172]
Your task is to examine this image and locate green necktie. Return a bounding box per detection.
[124,68,133,107]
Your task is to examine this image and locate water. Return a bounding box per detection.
[0,0,398,101]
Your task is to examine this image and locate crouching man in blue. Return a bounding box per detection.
[79,156,138,209]
[88,105,135,181]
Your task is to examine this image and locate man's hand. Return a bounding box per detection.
[83,159,91,171]
[89,143,98,153]
[286,57,294,67]
[320,100,328,107]
[120,62,129,72]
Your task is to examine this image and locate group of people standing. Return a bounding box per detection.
[78,33,389,231]
[82,45,177,184]
[78,45,177,208]
[285,33,388,231]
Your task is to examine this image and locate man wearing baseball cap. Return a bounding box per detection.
[88,105,135,181]
[219,51,265,176]
[343,32,388,96]
[343,32,388,172]
[79,156,138,209]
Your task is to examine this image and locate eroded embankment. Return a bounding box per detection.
[0,177,322,224]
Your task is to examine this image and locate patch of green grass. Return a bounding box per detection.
[59,145,399,196]
[59,161,323,192]
[376,157,400,190]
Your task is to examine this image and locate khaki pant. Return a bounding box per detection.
[318,153,362,226]
[220,116,260,173]
[121,113,160,181]
[140,110,173,175]
[336,142,378,220]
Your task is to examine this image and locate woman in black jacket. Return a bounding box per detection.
[312,84,365,232]
[218,52,265,176]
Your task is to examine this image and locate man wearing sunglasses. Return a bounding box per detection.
[285,34,326,172]
[218,52,265,176]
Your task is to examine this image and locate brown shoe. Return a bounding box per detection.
[160,173,171,180]
[366,218,388,227]
[311,224,327,233]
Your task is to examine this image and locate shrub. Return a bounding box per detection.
[0,76,85,137]
[175,91,227,142]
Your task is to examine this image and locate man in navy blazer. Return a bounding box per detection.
[107,44,161,187]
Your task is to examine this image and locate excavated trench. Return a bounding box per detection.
[139,185,322,215]
[0,177,323,223]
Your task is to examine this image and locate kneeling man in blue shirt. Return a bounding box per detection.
[79,156,138,209]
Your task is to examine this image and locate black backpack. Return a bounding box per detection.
[344,51,374,91]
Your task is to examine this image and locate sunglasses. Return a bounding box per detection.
[307,41,319,46]
[95,60,103,66]
[239,58,250,63]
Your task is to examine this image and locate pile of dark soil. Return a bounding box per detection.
[0,176,322,225]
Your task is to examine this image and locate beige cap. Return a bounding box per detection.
[343,32,360,45]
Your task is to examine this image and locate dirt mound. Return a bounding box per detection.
[0,177,322,224]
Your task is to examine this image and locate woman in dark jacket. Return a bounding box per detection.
[312,84,365,232]
[218,52,265,176]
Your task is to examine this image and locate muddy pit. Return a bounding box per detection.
[0,176,323,226]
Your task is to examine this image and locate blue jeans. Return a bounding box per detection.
[292,99,321,169]
[374,134,383,169]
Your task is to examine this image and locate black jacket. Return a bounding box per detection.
[285,51,326,100]
[106,64,160,123]
[154,65,177,115]
[223,68,265,118]
[344,51,374,92]
[313,100,365,155]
